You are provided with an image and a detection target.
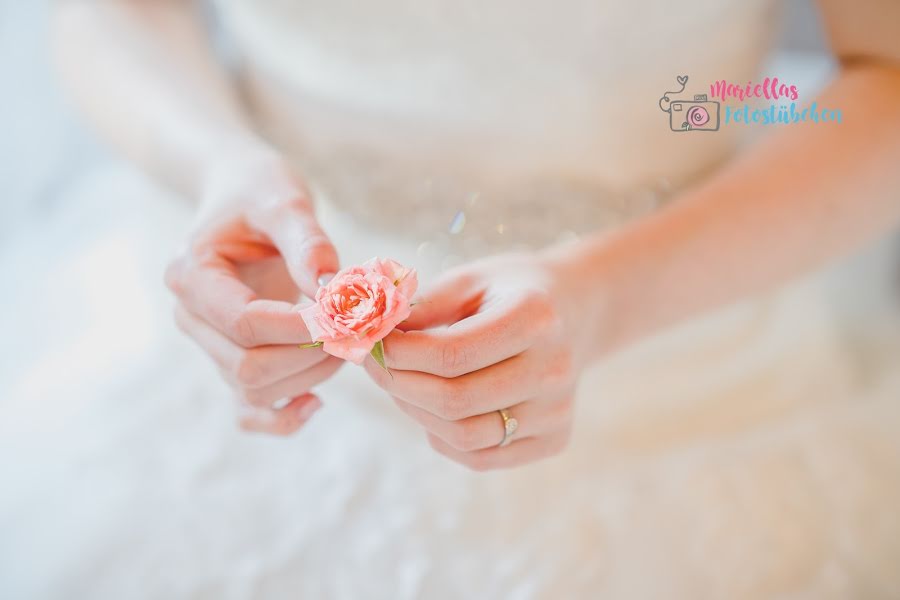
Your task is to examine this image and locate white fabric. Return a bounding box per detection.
[3,1,900,598]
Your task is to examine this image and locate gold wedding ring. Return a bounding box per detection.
[497,408,518,448]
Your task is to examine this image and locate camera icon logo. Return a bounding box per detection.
[670,94,720,131]
[659,76,720,132]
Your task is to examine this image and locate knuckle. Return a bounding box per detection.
[435,379,471,420]
[240,387,268,408]
[228,311,257,347]
[437,340,469,377]
[235,351,266,387]
[276,193,314,213]
[296,233,335,261]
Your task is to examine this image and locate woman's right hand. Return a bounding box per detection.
[165,156,344,436]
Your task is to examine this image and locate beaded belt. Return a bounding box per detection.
[296,147,678,265]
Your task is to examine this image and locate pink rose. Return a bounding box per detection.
[299,257,418,364]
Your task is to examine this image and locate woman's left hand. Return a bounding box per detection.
[363,252,596,470]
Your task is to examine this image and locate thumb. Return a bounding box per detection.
[399,270,481,331]
[251,200,340,298]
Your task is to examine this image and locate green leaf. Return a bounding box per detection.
[370,339,391,377]
[298,341,324,349]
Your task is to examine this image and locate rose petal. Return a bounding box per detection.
[323,338,374,365]
[302,257,417,361]
[299,304,328,341]
[396,270,418,299]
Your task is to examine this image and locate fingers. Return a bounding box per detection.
[248,197,339,298]
[397,269,480,331]
[239,356,344,408]
[176,300,338,435]
[383,290,557,377]
[174,306,331,388]
[426,429,571,471]
[392,395,572,452]
[366,354,530,419]
[167,256,311,347]
[365,348,572,420]
[238,393,322,436]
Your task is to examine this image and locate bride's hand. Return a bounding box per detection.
[165,158,344,436]
[364,252,594,470]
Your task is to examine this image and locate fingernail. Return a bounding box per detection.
[317,272,336,287]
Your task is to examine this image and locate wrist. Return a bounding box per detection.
[198,145,308,216]
[539,235,648,361]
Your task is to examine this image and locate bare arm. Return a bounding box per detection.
[53,0,342,435]
[52,0,272,197]
[555,0,900,356]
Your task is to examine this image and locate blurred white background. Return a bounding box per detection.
[1,1,899,597]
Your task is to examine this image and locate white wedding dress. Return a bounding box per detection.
[3,1,900,598]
